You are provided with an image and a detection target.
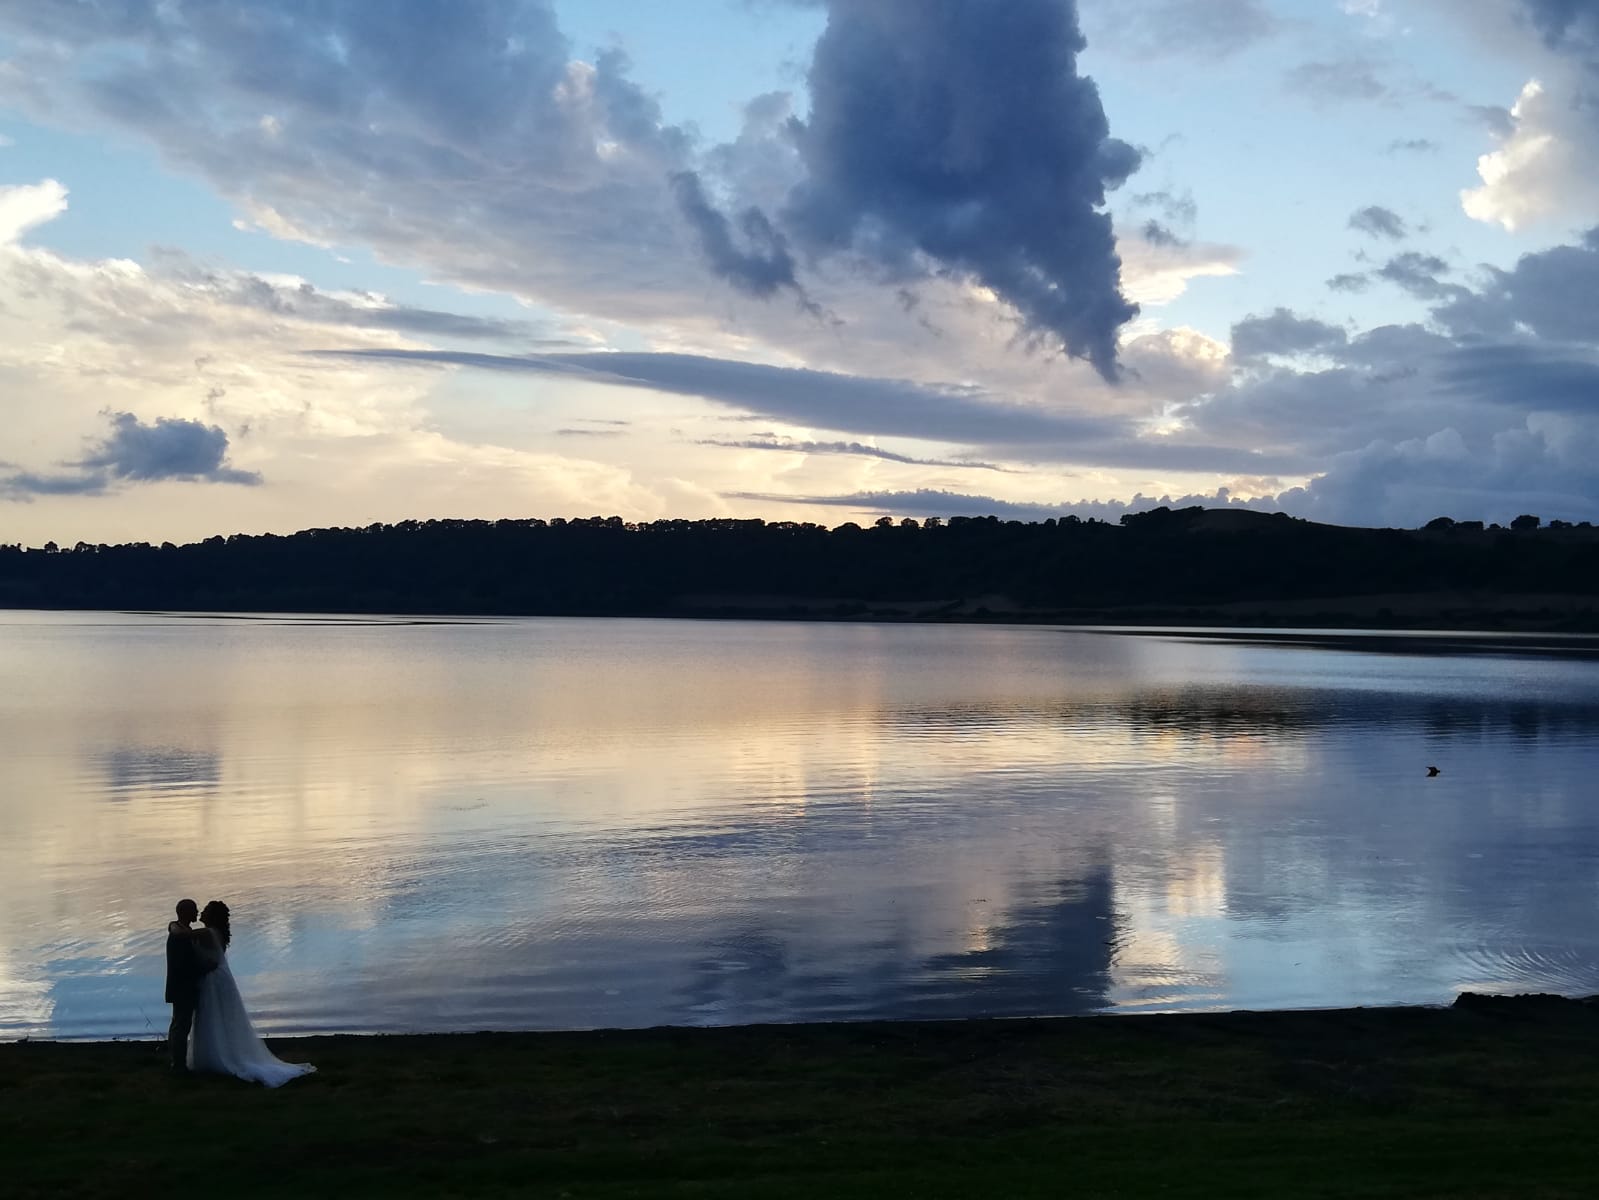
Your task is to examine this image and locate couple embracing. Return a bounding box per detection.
[166,898,315,1088]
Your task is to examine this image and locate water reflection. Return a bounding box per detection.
[97,748,222,798]
[2,611,1599,1040]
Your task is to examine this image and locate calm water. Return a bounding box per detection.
[4,610,1599,1041]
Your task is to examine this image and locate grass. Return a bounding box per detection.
[4,996,1599,1198]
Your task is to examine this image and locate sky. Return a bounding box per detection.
[2,0,1598,545]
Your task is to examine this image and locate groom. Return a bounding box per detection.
[165,898,217,1073]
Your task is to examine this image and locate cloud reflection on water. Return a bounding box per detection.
[3,613,1599,1039]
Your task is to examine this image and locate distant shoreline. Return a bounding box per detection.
[7,991,1593,1050]
[8,599,1599,637]
[6,509,1597,635]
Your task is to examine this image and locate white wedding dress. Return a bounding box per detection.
[188,944,316,1088]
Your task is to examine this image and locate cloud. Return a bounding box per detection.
[0,197,669,540]
[0,470,112,498]
[0,0,1155,395]
[1462,78,1599,230]
[1433,228,1599,343]
[1087,0,1281,60]
[1285,58,1390,103]
[726,485,1287,523]
[1516,0,1599,50]
[1434,343,1599,414]
[1327,272,1372,293]
[669,170,804,301]
[778,0,1142,381]
[1141,219,1186,248]
[1375,251,1456,298]
[166,265,546,342]
[0,1,705,326]
[1131,190,1199,227]
[2,411,260,499]
[0,178,68,244]
[1116,234,1244,306]
[697,436,1014,472]
[6,1,1598,534]
[1164,361,1599,526]
[79,412,260,483]
[1283,423,1599,527]
[1445,2,1599,229]
[726,487,1073,521]
[1172,231,1599,525]
[1385,138,1439,154]
[1231,309,1349,360]
[308,347,1128,446]
[1120,327,1231,398]
[309,346,1309,474]
[1348,205,1409,240]
[1468,104,1518,140]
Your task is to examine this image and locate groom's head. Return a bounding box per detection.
[175,899,198,923]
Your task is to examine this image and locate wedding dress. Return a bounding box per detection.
[188,948,316,1087]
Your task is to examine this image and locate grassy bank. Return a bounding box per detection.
[5,997,1599,1198]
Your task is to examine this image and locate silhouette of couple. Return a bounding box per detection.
[166,898,315,1087]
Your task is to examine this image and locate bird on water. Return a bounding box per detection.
[1427,765,1441,777]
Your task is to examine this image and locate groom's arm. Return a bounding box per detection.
[191,930,223,973]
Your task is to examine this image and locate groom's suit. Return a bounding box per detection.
[165,923,216,1070]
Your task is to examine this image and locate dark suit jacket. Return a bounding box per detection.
[165,923,211,1004]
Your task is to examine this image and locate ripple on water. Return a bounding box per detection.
[1451,941,1599,997]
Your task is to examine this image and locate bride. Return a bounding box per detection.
[186,900,316,1087]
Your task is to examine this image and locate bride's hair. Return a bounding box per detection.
[200,900,231,950]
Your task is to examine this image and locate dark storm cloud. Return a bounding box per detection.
[1231,309,1348,360]
[1348,205,1408,240]
[669,170,803,300]
[779,0,1142,381]
[1,412,259,500]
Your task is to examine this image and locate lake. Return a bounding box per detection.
[3,610,1599,1041]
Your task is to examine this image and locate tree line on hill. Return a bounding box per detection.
[2,506,1597,626]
